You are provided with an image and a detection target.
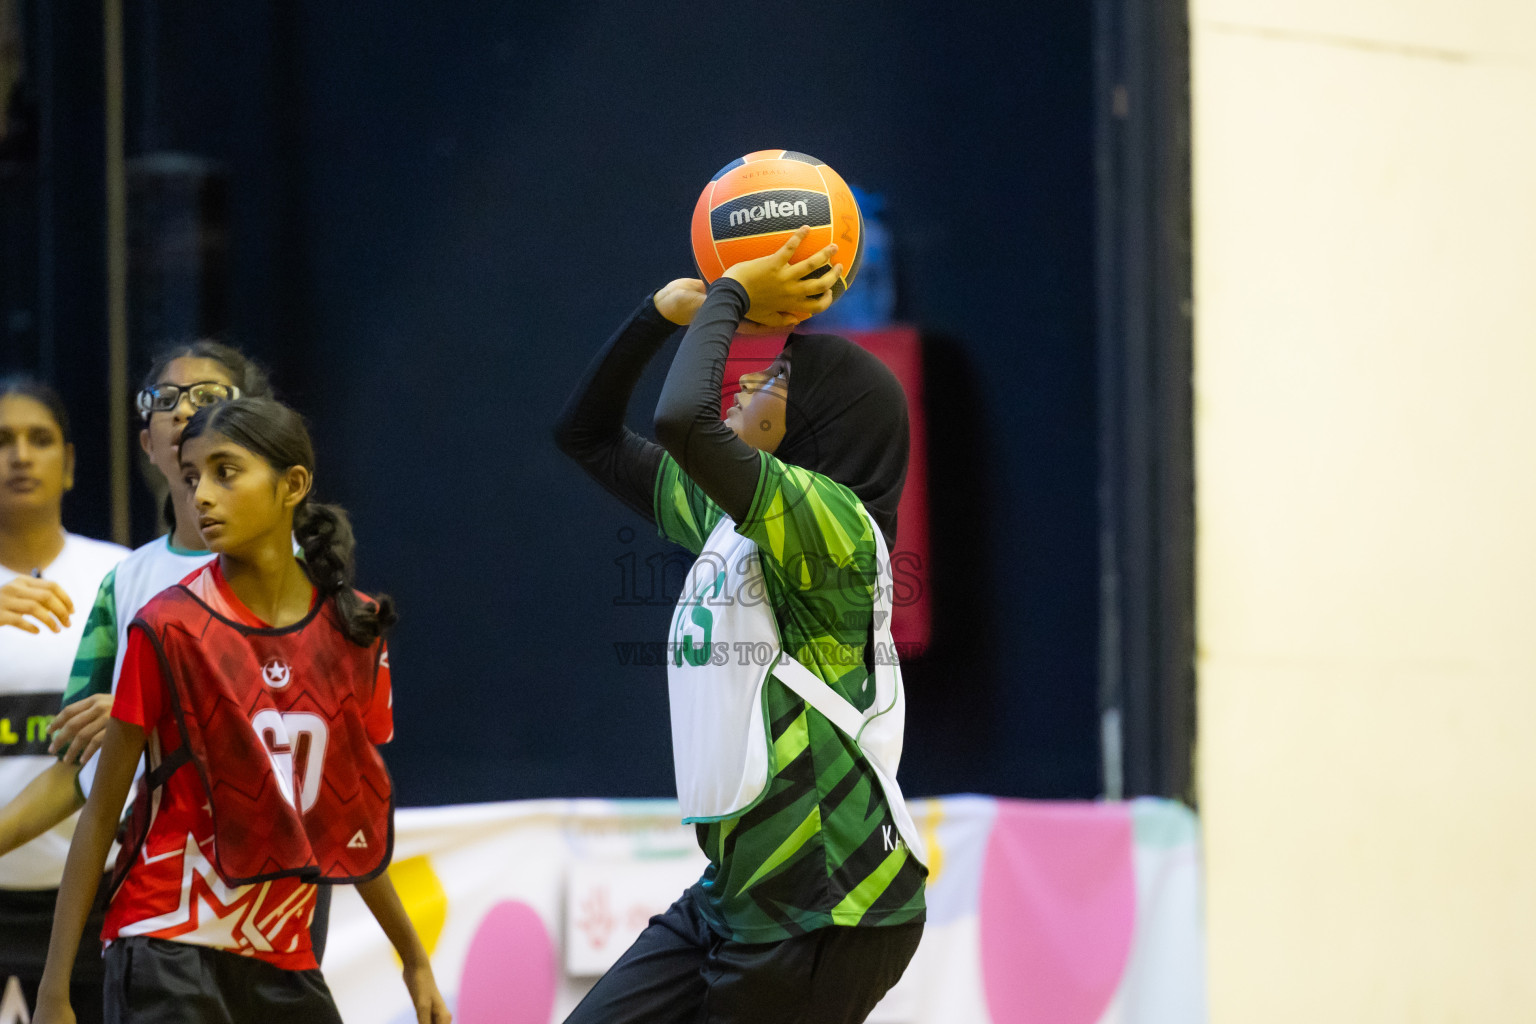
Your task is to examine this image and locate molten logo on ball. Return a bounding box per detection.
[728,198,811,229]
[692,150,864,312]
[712,190,832,242]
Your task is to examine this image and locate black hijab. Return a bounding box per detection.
[774,332,910,552]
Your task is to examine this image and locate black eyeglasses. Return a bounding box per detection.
[136,381,242,417]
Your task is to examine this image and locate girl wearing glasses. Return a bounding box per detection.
[0,376,128,1024]
[33,396,450,1024]
[555,227,926,1024]
[52,342,269,775]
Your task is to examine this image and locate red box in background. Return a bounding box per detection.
[722,327,930,656]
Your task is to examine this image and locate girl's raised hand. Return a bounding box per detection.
[723,226,843,328]
[654,278,709,326]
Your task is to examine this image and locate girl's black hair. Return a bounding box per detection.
[140,340,273,530]
[0,374,72,445]
[181,397,395,646]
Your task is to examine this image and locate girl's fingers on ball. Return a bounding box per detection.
[779,226,811,256]
[799,264,843,295]
[789,244,838,277]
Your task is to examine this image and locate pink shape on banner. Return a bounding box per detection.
[458,900,557,1024]
[979,801,1137,1024]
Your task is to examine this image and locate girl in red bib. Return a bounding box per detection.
[34,398,450,1024]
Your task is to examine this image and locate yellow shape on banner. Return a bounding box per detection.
[388,855,447,960]
[919,799,944,885]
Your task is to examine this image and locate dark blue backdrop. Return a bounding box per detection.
[25,1,1100,803]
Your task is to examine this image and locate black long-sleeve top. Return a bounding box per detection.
[553,279,763,524]
[557,284,932,942]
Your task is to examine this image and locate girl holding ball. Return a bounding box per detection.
[556,227,927,1024]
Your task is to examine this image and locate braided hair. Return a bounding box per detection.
[180,397,395,646]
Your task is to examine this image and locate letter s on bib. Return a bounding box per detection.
[674,570,725,668]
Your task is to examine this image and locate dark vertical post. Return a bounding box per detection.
[105,0,129,544]
[33,0,53,378]
[31,1,110,541]
[1094,0,1196,801]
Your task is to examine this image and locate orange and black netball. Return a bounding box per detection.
[690,150,864,315]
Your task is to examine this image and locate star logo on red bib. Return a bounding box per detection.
[262,659,292,689]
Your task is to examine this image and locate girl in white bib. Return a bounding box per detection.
[557,227,927,1024]
[0,377,128,1024]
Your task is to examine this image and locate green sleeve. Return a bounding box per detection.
[651,452,730,555]
[61,568,119,710]
[736,450,878,596]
